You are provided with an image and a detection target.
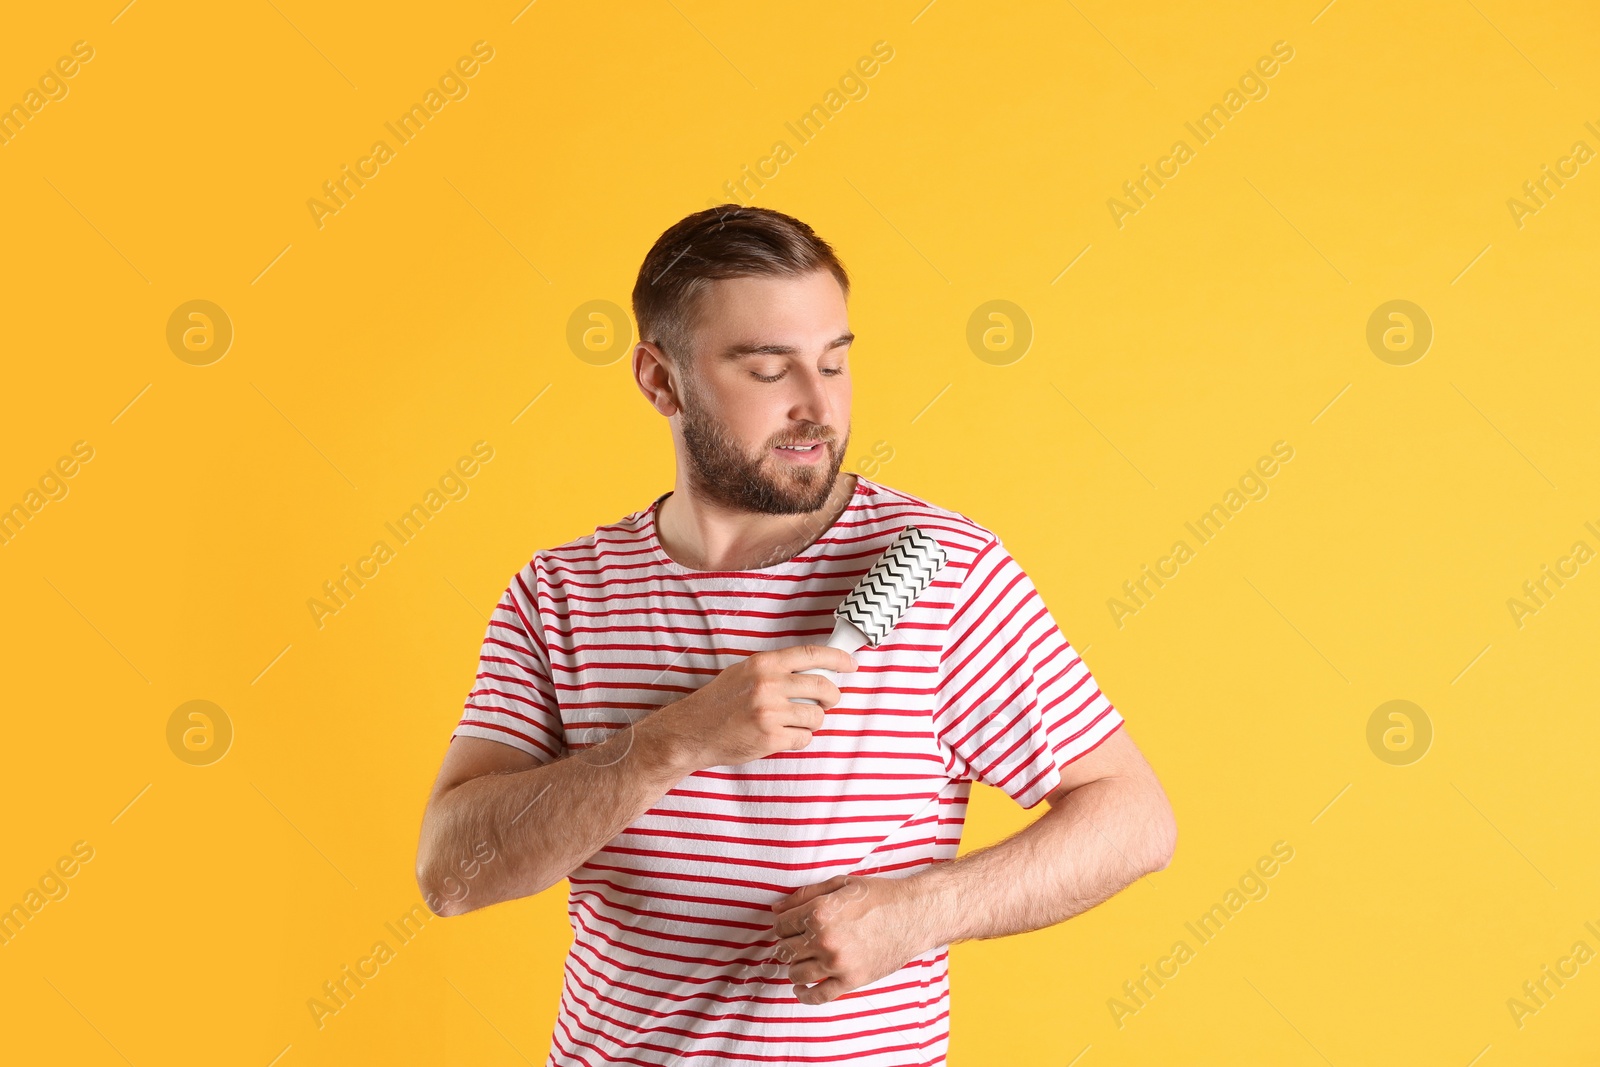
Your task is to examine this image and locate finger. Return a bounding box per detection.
[783,692,828,728]
[795,976,848,1005]
[781,724,817,751]
[773,905,826,937]
[785,672,840,710]
[775,644,857,673]
[770,875,848,913]
[771,933,818,963]
[787,959,831,986]
[771,906,814,936]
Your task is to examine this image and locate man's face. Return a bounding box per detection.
[672,269,853,516]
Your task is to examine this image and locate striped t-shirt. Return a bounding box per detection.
[452,475,1125,1066]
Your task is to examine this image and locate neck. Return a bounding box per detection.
[657,473,858,571]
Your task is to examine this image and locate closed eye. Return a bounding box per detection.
[752,367,846,383]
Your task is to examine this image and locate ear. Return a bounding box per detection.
[633,340,681,416]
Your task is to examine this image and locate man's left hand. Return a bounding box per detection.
[769,873,931,1005]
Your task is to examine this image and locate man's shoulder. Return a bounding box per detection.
[854,477,1003,581]
[516,498,659,583]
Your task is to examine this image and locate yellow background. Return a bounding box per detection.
[3,0,1598,1063]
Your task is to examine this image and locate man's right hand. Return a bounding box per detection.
[658,645,858,769]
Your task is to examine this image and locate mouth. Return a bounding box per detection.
[772,441,827,464]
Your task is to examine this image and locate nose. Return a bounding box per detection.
[788,365,834,429]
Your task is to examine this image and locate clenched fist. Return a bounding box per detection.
[658,645,857,769]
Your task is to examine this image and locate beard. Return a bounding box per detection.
[678,378,850,516]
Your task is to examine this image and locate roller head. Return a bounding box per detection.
[835,526,949,648]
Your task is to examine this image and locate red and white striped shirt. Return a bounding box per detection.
[452,475,1124,1066]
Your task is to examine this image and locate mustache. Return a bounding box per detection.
[773,432,834,447]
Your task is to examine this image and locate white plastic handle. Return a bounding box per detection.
[791,618,868,706]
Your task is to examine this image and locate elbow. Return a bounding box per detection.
[415,854,456,918]
[1146,796,1177,874]
[1150,829,1176,875]
[416,857,477,918]
[415,833,475,918]
[427,895,470,919]
[416,824,527,916]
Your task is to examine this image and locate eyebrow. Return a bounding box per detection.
[718,332,855,360]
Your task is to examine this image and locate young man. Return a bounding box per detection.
[415,205,1176,1066]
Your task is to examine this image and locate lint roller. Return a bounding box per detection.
[791,525,949,704]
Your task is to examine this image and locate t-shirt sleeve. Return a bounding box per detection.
[932,536,1123,809]
[450,557,566,764]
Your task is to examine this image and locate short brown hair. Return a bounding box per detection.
[632,204,850,370]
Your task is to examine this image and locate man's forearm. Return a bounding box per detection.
[420,714,700,915]
[902,774,1175,947]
